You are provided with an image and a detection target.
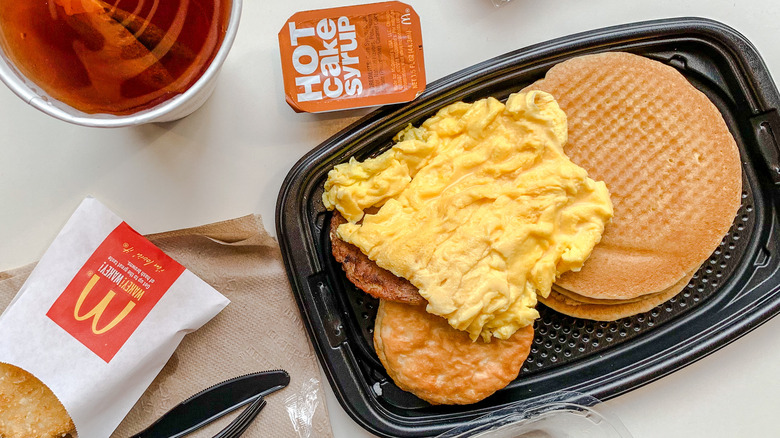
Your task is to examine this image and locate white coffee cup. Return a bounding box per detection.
[0,0,242,128]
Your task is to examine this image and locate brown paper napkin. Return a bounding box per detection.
[0,215,333,438]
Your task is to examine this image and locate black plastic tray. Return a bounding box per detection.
[276,18,780,437]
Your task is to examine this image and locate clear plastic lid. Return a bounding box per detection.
[438,391,633,438]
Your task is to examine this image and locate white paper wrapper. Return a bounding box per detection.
[0,197,230,438]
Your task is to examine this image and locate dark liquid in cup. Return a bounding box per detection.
[0,0,231,115]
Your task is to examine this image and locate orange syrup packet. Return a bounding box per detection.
[278,1,425,113]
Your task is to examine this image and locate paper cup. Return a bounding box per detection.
[0,0,242,128]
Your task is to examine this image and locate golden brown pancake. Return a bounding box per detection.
[551,284,657,305]
[525,52,742,300]
[539,272,695,321]
[330,212,424,305]
[0,363,74,438]
[373,300,534,405]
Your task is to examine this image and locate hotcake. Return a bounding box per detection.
[540,271,695,321]
[373,300,534,405]
[551,284,655,305]
[525,52,742,300]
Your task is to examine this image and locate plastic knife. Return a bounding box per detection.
[129,369,290,438]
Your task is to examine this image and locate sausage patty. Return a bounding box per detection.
[329,212,425,305]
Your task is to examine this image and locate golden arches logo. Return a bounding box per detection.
[73,274,136,335]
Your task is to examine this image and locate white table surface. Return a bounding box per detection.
[2,0,779,436]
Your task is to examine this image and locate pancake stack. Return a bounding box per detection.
[525,52,742,320]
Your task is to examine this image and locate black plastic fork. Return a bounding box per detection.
[212,396,267,438]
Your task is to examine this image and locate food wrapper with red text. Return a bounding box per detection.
[278,1,425,113]
[0,198,229,437]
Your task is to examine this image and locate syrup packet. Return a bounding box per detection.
[278,1,425,113]
[0,198,229,437]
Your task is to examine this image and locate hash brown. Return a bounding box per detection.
[0,363,74,438]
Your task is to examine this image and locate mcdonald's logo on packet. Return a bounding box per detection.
[278,1,426,113]
[46,221,185,362]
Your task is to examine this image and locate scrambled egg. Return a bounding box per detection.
[323,91,613,341]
